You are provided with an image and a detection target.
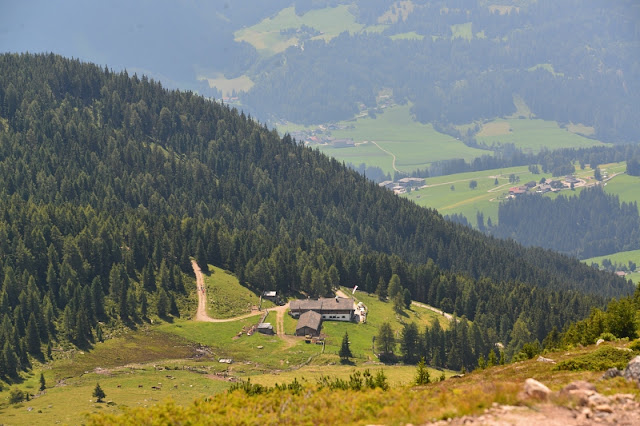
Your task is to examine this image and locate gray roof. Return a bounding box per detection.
[257,323,273,329]
[296,311,322,332]
[290,297,353,312]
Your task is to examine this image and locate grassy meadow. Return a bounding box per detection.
[321,105,489,175]
[234,5,364,56]
[475,118,606,153]
[202,265,273,318]
[583,249,640,285]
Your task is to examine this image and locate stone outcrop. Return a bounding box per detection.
[623,355,640,383]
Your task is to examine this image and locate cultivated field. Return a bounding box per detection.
[197,73,254,97]
[583,249,640,285]
[475,118,606,153]
[234,5,364,56]
[321,105,489,175]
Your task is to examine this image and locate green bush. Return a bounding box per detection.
[628,339,640,352]
[554,346,633,371]
[9,388,26,404]
[598,332,617,342]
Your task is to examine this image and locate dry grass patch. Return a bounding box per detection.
[566,122,596,136]
[477,121,512,137]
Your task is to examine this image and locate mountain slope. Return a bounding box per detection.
[0,53,634,378]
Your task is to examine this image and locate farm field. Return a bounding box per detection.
[599,169,640,212]
[583,249,640,286]
[234,5,364,56]
[197,73,254,97]
[403,165,549,227]
[403,161,630,229]
[321,105,489,175]
[278,104,610,177]
[475,118,606,153]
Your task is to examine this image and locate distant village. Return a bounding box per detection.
[377,174,600,197]
[378,177,426,195]
[288,123,357,148]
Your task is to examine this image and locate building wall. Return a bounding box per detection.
[321,313,352,321]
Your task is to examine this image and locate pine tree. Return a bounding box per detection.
[375,277,387,301]
[157,289,169,318]
[39,372,46,391]
[414,356,430,385]
[339,331,352,361]
[93,383,106,403]
[377,322,395,362]
[26,313,41,356]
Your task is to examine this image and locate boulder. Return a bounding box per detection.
[560,381,597,406]
[623,355,640,383]
[601,367,622,380]
[522,378,551,400]
[596,338,605,346]
[536,356,556,364]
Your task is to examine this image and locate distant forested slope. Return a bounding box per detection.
[239,0,640,142]
[492,187,640,259]
[0,54,632,377]
[2,1,639,142]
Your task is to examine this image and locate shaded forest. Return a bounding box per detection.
[0,53,633,377]
[492,187,640,259]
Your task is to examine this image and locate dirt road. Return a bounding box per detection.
[191,260,299,346]
[411,301,454,321]
[191,260,260,323]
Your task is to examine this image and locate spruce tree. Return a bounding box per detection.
[339,331,352,361]
[26,313,41,356]
[414,357,430,385]
[39,372,46,391]
[93,383,106,403]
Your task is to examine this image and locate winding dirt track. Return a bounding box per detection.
[191,260,298,346]
[191,260,260,323]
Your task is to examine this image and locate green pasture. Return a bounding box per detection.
[451,22,473,40]
[600,168,640,211]
[280,106,609,177]
[391,31,425,41]
[197,74,254,97]
[202,265,272,319]
[51,329,195,380]
[245,363,452,389]
[283,309,298,335]
[404,165,548,226]
[475,118,606,153]
[0,367,232,426]
[583,249,640,285]
[318,143,393,173]
[327,105,489,174]
[314,289,450,361]
[158,319,320,369]
[234,5,364,55]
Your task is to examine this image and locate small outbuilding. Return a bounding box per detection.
[257,323,275,335]
[295,311,322,337]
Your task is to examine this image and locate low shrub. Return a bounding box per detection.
[553,346,633,371]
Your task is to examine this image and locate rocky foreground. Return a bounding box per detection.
[431,356,640,425]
